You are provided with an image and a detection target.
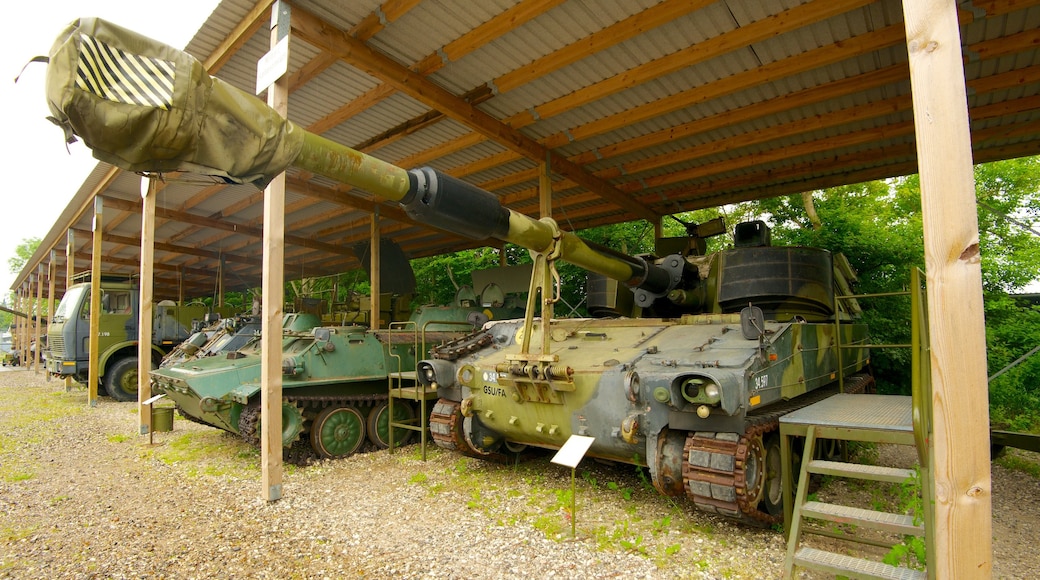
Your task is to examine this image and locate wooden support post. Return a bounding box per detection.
[178,266,184,306]
[48,250,56,381]
[260,0,290,503]
[218,254,225,307]
[16,289,25,367]
[65,230,76,391]
[34,266,43,372]
[139,176,157,435]
[88,197,103,407]
[370,208,380,329]
[902,0,992,576]
[539,154,552,219]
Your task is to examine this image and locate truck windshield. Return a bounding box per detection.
[52,286,87,323]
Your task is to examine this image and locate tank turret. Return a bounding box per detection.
[45,19,871,523]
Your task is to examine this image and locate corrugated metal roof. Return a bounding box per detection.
[15,0,1040,299]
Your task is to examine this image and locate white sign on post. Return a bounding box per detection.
[550,434,595,469]
[256,35,290,95]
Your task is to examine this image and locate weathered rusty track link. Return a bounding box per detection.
[682,373,874,525]
[429,398,511,463]
[430,330,494,361]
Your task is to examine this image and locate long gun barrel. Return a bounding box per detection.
[45,18,674,299]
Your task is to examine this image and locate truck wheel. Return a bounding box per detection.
[104,357,155,402]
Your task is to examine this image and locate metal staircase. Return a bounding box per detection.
[386,320,473,460]
[781,269,934,579]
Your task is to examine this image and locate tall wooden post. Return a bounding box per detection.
[139,176,157,435]
[88,197,103,406]
[178,266,184,306]
[66,229,76,288]
[65,230,76,390]
[47,250,56,381]
[370,208,380,329]
[218,254,225,308]
[16,288,25,366]
[902,0,992,575]
[34,266,44,372]
[539,154,552,219]
[260,0,290,502]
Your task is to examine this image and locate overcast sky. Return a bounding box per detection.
[0,0,221,303]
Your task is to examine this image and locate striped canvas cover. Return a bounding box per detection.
[45,17,303,188]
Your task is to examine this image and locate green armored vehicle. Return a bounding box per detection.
[151,304,521,462]
[418,220,869,525]
[44,18,869,521]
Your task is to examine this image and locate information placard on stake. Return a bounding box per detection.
[550,435,595,468]
[551,434,595,538]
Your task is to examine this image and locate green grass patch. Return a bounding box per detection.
[3,471,34,483]
[1,524,36,542]
[147,431,258,478]
[996,450,1040,478]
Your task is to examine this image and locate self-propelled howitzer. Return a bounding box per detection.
[44,18,871,524]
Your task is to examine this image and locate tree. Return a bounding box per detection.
[7,237,40,276]
[751,157,1040,429]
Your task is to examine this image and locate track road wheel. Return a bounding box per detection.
[241,399,306,448]
[104,357,155,402]
[757,436,782,517]
[366,401,415,448]
[743,433,767,508]
[310,406,366,459]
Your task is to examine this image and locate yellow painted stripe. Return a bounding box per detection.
[76,34,174,110]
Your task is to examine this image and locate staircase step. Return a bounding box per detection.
[389,387,438,400]
[794,547,926,580]
[801,501,924,536]
[808,459,916,483]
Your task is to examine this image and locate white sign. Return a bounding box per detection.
[256,35,290,95]
[550,435,595,469]
[142,393,166,406]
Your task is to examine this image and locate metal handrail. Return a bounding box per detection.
[386,319,477,460]
[832,289,911,391]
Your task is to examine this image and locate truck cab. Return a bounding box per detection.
[46,278,228,401]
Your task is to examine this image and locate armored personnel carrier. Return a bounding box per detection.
[44,18,870,521]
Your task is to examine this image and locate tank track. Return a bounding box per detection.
[681,373,874,526]
[430,330,494,361]
[237,393,393,466]
[428,398,511,463]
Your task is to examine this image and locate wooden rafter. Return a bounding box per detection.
[289,5,657,222]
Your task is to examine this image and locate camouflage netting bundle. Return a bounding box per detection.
[45,17,302,187]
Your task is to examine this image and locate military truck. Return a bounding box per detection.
[45,277,233,401]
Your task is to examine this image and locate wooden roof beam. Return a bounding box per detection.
[289,5,656,223]
[618,93,1040,194]
[306,0,560,137]
[372,0,725,168]
[71,228,255,265]
[352,85,494,153]
[642,120,1040,214]
[510,0,875,127]
[203,0,273,72]
[400,7,909,199]
[100,197,355,258]
[500,57,1040,205]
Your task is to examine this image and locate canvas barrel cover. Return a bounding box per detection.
[45,17,303,187]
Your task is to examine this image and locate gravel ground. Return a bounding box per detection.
[0,369,1037,579]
